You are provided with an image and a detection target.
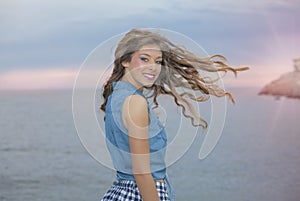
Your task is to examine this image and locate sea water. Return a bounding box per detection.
[0,88,299,201]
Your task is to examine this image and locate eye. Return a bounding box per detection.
[140,57,149,62]
[156,60,163,65]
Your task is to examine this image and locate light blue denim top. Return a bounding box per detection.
[105,81,167,178]
[105,81,175,200]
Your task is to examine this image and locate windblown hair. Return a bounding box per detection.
[100,28,249,128]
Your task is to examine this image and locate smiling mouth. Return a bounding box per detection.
[143,73,156,80]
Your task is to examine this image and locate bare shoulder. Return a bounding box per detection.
[122,94,149,128]
[125,94,147,110]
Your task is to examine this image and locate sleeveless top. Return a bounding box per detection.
[105,81,167,178]
[105,81,175,200]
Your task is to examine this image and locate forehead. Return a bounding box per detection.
[135,44,162,57]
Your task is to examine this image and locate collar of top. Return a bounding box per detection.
[112,81,138,91]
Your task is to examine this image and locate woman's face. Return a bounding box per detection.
[122,44,162,90]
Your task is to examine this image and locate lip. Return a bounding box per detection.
[143,73,156,80]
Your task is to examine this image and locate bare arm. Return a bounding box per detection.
[122,94,160,201]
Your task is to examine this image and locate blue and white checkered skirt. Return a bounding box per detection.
[101,180,170,201]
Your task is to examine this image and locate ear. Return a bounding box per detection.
[122,61,129,68]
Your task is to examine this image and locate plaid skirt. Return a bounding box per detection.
[101,180,170,201]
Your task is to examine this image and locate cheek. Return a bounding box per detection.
[156,66,162,74]
[130,57,143,68]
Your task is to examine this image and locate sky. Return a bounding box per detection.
[0,0,299,90]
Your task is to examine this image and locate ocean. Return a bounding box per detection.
[0,87,299,201]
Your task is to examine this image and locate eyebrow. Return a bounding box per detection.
[140,53,162,60]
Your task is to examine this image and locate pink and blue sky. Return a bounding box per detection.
[0,0,299,90]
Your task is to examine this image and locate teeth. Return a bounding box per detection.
[144,73,155,79]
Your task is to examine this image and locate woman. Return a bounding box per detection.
[100,28,248,201]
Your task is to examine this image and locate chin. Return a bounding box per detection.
[139,78,158,88]
[143,83,154,88]
[139,81,154,89]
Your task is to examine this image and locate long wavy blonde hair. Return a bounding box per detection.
[100,28,249,128]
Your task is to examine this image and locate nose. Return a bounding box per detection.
[147,63,158,72]
[148,59,160,70]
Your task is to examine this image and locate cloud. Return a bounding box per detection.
[0,68,76,90]
[0,67,112,90]
[2,0,298,43]
[0,0,174,43]
[0,0,299,89]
